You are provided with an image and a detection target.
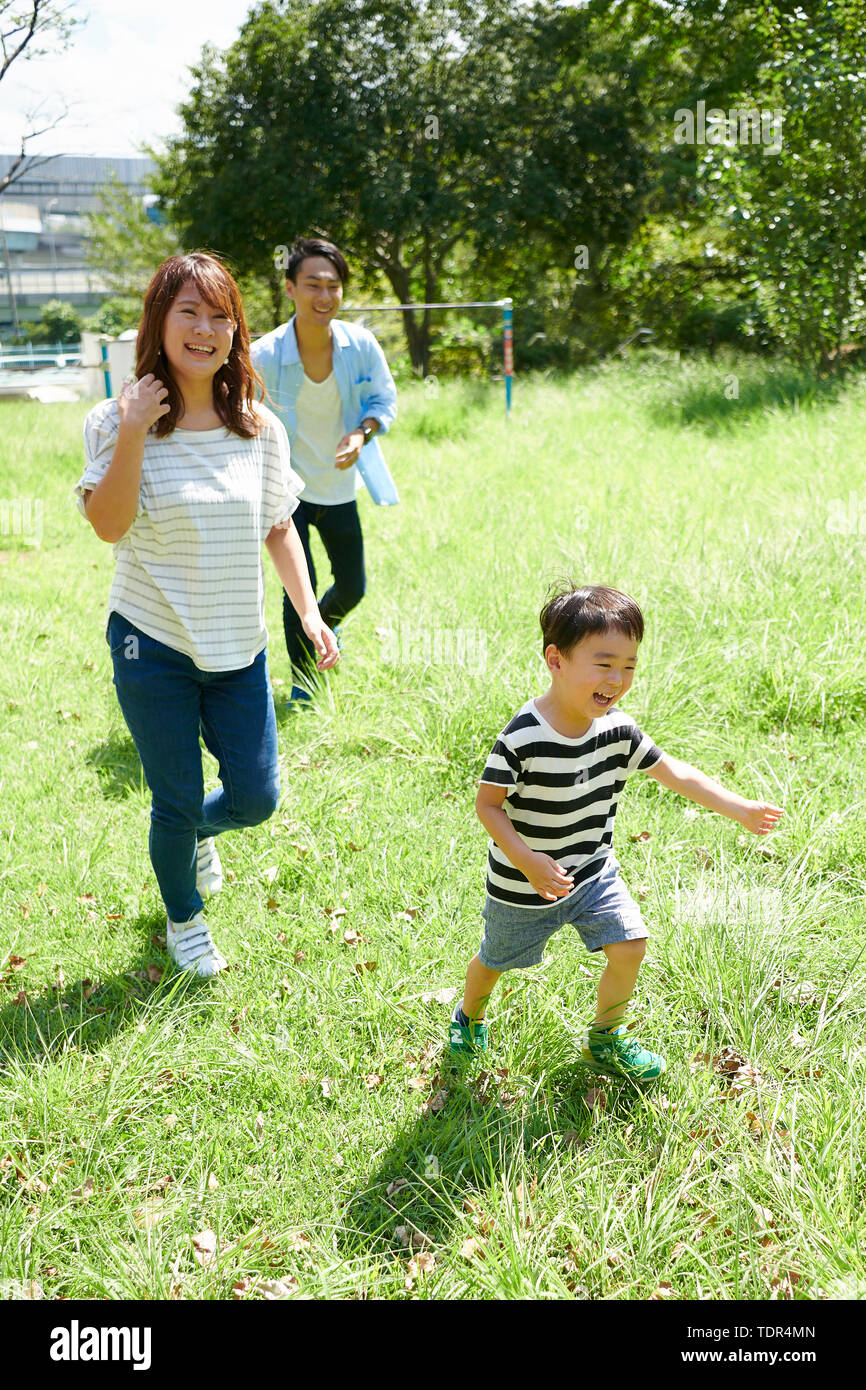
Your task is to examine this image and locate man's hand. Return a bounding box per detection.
[117,374,169,433]
[301,612,340,670]
[335,430,365,470]
[522,851,575,901]
[734,801,784,835]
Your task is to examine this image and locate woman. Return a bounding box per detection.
[251,237,398,703]
[76,252,338,977]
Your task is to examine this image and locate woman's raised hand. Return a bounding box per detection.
[117,374,170,432]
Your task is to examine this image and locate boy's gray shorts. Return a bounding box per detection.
[478,855,647,971]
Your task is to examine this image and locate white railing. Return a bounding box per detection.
[0,344,82,368]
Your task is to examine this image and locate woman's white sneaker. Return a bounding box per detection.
[166,913,227,978]
[196,837,223,899]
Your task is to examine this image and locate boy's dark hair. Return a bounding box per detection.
[286,237,350,287]
[540,583,644,655]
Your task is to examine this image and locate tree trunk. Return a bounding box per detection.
[382,260,431,377]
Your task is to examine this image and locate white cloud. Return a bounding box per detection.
[0,0,253,158]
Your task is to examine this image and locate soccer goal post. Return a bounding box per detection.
[339,298,514,415]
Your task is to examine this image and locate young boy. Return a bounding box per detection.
[450,584,783,1080]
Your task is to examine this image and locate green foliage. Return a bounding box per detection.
[11,299,82,345]
[152,0,650,372]
[82,296,142,337]
[85,173,181,300]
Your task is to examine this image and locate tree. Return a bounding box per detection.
[153,0,651,374]
[702,0,866,368]
[0,1,81,196]
[85,173,285,337]
[86,174,182,299]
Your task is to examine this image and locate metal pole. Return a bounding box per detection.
[502,298,513,417]
[100,341,111,397]
[0,215,21,338]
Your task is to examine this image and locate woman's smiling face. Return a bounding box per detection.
[161,283,235,382]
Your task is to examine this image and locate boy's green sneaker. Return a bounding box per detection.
[449,1005,489,1054]
[581,1024,666,1081]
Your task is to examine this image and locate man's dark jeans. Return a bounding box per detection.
[284,497,366,680]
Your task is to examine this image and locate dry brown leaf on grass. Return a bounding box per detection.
[421,986,459,1006]
[423,1087,448,1116]
[71,1178,95,1201]
[751,1203,775,1230]
[266,897,280,912]
[254,1112,265,1138]
[405,1252,435,1288]
[146,965,163,984]
[629,830,652,843]
[325,905,347,922]
[649,1282,675,1299]
[354,961,377,974]
[293,949,307,965]
[364,1073,384,1091]
[1,1280,44,1300]
[135,1199,166,1230]
[396,906,420,920]
[256,1275,301,1300]
[406,1076,428,1092]
[343,928,364,947]
[395,1224,431,1251]
[460,1237,485,1262]
[6,956,26,971]
[583,1087,607,1111]
[207,1172,219,1191]
[789,980,818,1006]
[192,1229,218,1267]
[386,1178,410,1198]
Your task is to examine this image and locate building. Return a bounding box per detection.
[0,154,155,337]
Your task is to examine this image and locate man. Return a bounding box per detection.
[252,237,398,703]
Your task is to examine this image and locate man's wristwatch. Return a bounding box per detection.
[360,421,375,445]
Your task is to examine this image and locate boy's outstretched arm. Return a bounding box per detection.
[643,754,783,835]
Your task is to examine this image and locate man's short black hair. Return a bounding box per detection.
[540,583,645,656]
[286,237,350,287]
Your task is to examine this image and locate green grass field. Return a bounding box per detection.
[1,353,865,1300]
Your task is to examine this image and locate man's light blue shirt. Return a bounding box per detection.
[251,316,398,505]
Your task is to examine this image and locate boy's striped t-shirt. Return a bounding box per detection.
[480,698,663,909]
[74,398,303,672]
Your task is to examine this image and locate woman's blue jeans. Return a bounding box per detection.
[107,611,280,923]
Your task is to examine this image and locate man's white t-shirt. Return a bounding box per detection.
[290,371,356,506]
[75,399,303,672]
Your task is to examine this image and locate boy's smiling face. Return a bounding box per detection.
[545,627,639,724]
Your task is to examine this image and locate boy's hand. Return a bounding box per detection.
[735,800,784,835]
[522,852,574,901]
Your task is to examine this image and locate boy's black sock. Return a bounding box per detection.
[456,1007,471,1028]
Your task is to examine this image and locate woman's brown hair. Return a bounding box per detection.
[136,252,264,439]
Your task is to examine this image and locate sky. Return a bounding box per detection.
[0,0,255,160]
